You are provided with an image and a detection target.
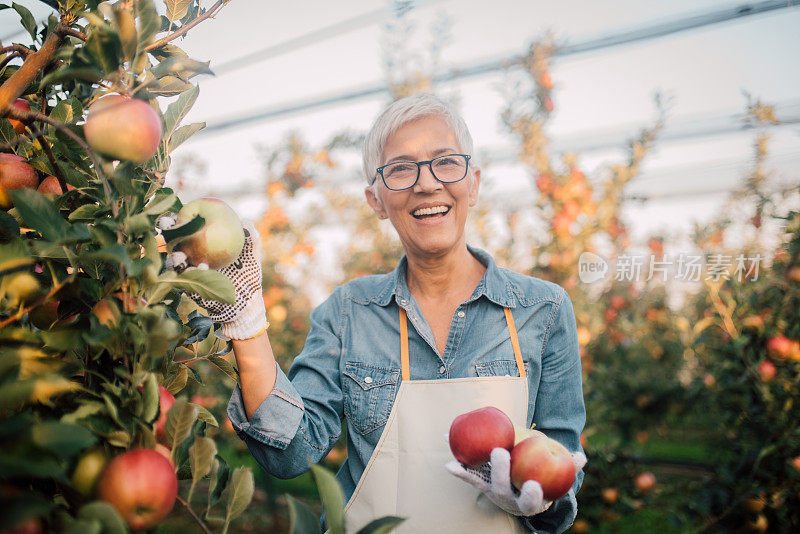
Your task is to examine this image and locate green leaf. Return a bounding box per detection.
[165,0,193,21]
[144,191,178,216]
[208,355,238,382]
[161,214,203,243]
[77,501,127,534]
[162,84,199,139]
[287,495,320,534]
[166,397,197,448]
[148,43,188,61]
[141,373,159,424]
[79,244,132,270]
[208,455,230,507]
[188,436,216,502]
[164,364,188,394]
[40,65,103,90]
[169,122,205,153]
[194,404,219,427]
[0,209,20,241]
[31,422,97,458]
[224,467,254,527]
[156,270,235,304]
[0,120,17,150]
[355,517,406,534]
[60,402,104,424]
[85,22,123,74]
[68,204,107,222]
[8,189,67,242]
[150,55,212,80]
[310,464,345,534]
[135,0,160,60]
[12,2,36,41]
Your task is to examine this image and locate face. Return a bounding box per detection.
[365,115,480,259]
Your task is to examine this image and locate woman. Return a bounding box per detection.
[193,94,586,533]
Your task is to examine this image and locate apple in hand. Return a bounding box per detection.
[510,433,576,500]
[97,448,177,531]
[449,406,514,468]
[173,198,245,269]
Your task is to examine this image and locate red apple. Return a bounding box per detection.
[509,433,576,500]
[610,295,626,310]
[173,198,245,269]
[153,443,174,468]
[9,98,31,134]
[790,456,800,473]
[96,448,177,531]
[758,360,776,382]
[0,153,38,209]
[766,335,793,360]
[633,472,656,494]
[84,94,162,164]
[449,406,514,468]
[36,175,73,195]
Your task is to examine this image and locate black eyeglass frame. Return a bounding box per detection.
[375,153,472,191]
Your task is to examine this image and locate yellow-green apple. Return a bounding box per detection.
[9,98,30,134]
[633,472,656,494]
[96,448,177,531]
[2,272,41,306]
[71,448,108,496]
[84,95,162,164]
[510,433,576,500]
[0,153,38,209]
[448,406,514,468]
[173,198,245,269]
[766,335,793,361]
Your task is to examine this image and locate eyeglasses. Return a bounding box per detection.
[375,153,471,191]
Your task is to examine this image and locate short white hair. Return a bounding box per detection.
[362,94,475,186]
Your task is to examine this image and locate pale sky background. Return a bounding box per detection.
[6,1,800,271]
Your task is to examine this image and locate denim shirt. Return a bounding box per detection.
[227,245,586,533]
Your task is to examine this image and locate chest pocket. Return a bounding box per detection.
[343,362,400,435]
[475,359,530,378]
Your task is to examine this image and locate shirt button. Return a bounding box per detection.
[364,376,373,384]
[400,299,407,305]
[457,311,465,318]
[439,366,446,374]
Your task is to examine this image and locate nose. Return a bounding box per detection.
[414,162,443,193]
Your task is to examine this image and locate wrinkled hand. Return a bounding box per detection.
[159,216,267,340]
[445,447,587,517]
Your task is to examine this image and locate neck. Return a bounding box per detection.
[405,244,486,303]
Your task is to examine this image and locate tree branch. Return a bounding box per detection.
[176,495,212,534]
[0,53,21,71]
[0,45,33,57]
[0,22,67,110]
[144,0,227,52]
[35,132,69,195]
[62,28,87,41]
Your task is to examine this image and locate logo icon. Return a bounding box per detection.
[578,252,608,283]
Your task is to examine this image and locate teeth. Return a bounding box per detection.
[413,205,450,217]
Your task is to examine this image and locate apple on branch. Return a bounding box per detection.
[84,94,163,164]
[171,198,245,270]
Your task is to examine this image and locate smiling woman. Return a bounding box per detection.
[189,93,586,534]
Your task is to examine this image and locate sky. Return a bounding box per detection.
[5,0,800,246]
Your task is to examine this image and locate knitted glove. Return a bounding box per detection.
[159,216,267,340]
[445,447,588,517]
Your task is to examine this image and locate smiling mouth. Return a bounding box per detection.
[412,205,451,219]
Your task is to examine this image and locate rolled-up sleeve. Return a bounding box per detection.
[226,287,346,479]
[521,288,586,533]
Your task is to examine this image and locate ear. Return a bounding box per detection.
[365,185,388,219]
[468,166,481,207]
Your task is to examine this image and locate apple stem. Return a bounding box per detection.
[176,495,213,534]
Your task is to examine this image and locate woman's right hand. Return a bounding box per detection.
[161,218,268,340]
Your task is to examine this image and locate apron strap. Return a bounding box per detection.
[400,308,410,381]
[503,308,527,378]
[399,306,526,381]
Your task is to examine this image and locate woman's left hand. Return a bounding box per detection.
[445,447,587,517]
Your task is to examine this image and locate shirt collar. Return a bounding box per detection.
[372,244,517,308]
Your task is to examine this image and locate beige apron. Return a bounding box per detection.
[341,307,529,533]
